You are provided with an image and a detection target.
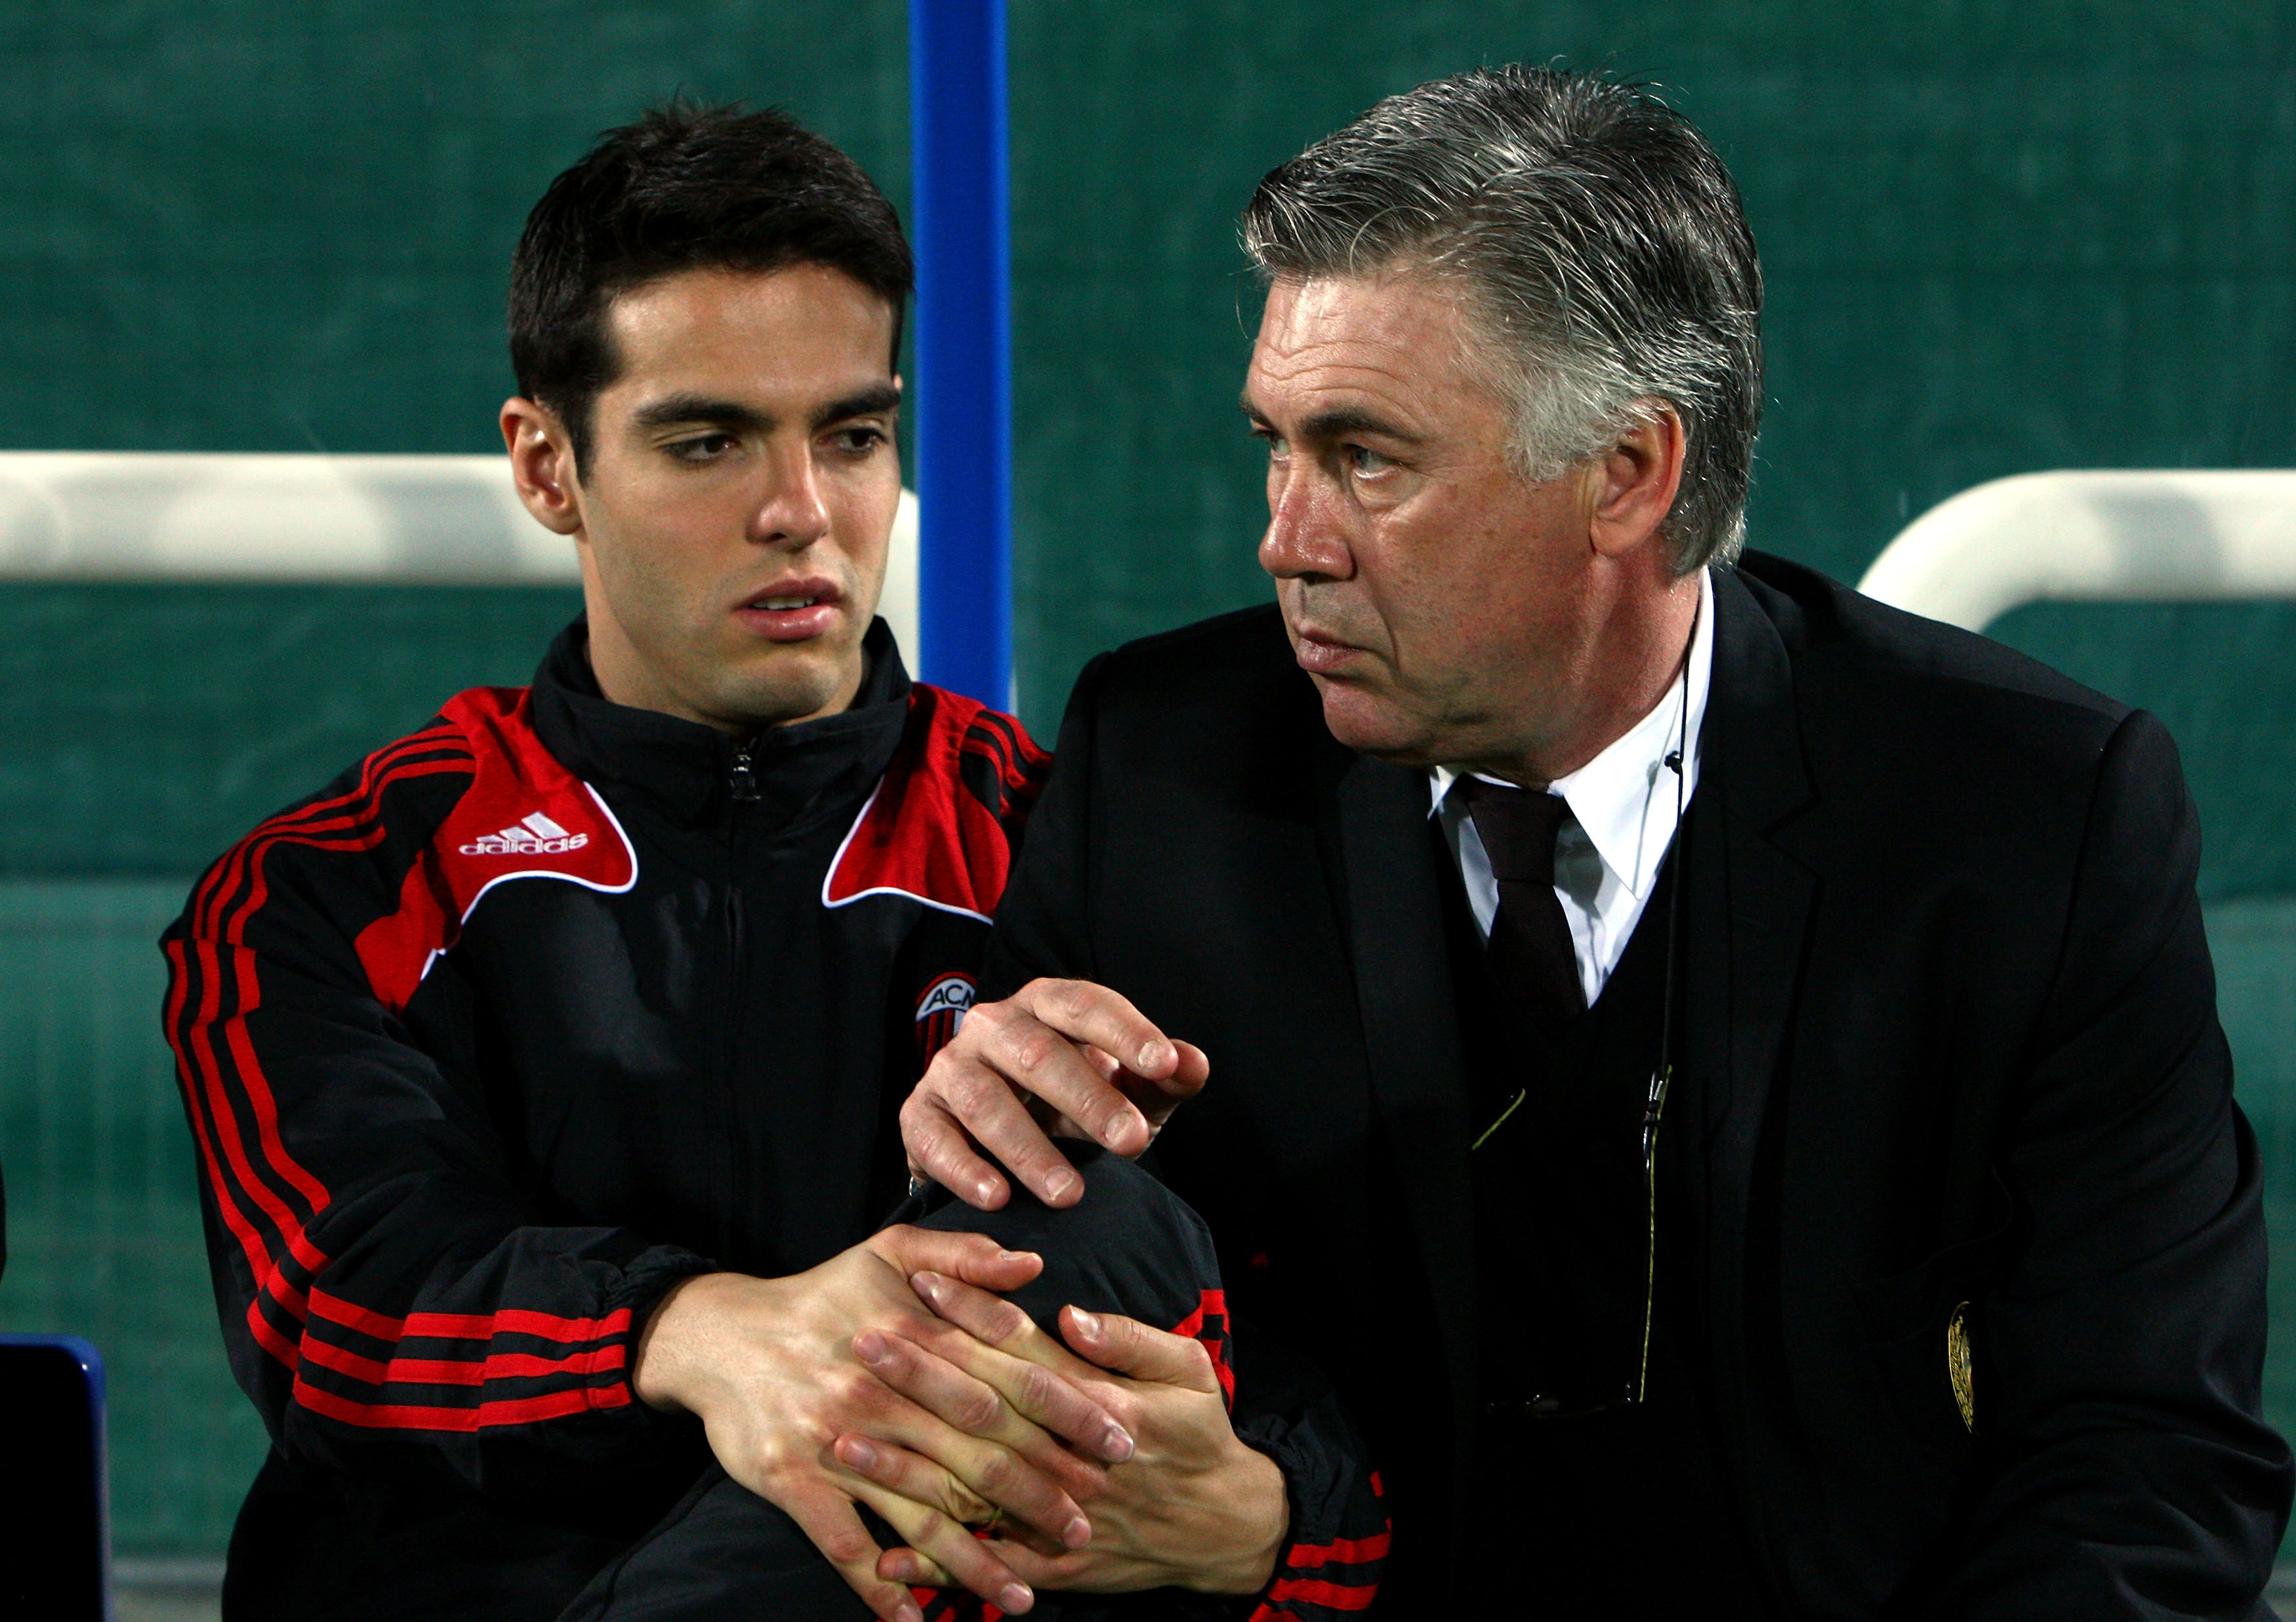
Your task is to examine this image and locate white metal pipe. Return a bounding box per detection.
[1856,470,2296,630]
[0,451,922,662]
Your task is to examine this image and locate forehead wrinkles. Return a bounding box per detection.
[1250,339,1420,404]
[1250,273,1488,420]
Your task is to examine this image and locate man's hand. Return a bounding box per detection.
[630,1227,1137,1622]
[901,978,1210,1211]
[841,1270,1289,1597]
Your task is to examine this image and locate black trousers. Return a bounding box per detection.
[558,1148,1235,1622]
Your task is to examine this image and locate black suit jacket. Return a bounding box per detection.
[985,554,2292,1617]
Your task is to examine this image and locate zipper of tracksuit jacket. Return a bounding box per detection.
[721,738,762,1258]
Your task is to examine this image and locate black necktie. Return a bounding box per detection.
[1459,777,1586,1047]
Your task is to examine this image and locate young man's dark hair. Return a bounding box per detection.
[507,100,913,475]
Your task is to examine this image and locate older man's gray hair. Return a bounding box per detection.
[1242,66,1763,574]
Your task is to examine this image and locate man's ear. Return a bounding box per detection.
[1587,402,1687,563]
[501,397,585,537]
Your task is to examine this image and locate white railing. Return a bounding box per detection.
[1857,470,2296,630]
[0,451,922,658]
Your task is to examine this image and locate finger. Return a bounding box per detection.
[1159,1040,1212,1105]
[975,1537,1086,1592]
[910,1271,1103,1386]
[835,1431,995,1524]
[862,1322,1134,1465]
[840,1319,1097,1543]
[995,986,1180,1156]
[1061,1306,1225,1396]
[859,1408,1090,1548]
[1013,978,1183,1087]
[875,1545,954,1590]
[901,1092,1012,1210]
[850,1334,1098,1535]
[869,1225,1042,1294]
[1108,1038,1211,1128]
[836,1430,1092,1556]
[776,1480,923,1622]
[840,1463,1040,1615]
[920,1027,1097,1206]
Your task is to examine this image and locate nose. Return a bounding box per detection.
[751,443,832,550]
[1258,461,1355,582]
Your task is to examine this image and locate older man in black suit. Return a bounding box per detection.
[870,67,2291,1616]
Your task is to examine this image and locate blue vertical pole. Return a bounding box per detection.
[909,0,1013,709]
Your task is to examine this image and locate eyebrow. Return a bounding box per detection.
[1238,396,1422,445]
[811,382,902,428]
[629,382,901,435]
[1300,407,1423,445]
[632,394,770,432]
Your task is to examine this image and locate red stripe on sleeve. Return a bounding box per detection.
[305,1293,633,1348]
[1282,1531,1391,1568]
[299,1337,628,1390]
[289,1378,631,1432]
[1263,1575,1379,1611]
[167,735,477,1382]
[166,938,282,1287]
[169,741,474,1307]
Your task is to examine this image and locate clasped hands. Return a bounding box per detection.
[632,979,1282,1622]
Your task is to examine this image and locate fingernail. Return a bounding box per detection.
[843,1436,878,1469]
[1138,1040,1170,1070]
[1063,1514,1092,1549]
[1097,1424,1134,1463]
[998,1249,1034,1265]
[1048,1169,1081,1202]
[896,1604,922,1622]
[975,1179,998,1205]
[1070,1308,1101,1339]
[911,1270,945,1301]
[855,1331,888,1365]
[1000,1583,1033,1613]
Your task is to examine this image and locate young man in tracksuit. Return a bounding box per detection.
[166,105,1385,1622]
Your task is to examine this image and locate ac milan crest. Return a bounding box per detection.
[915,971,977,1061]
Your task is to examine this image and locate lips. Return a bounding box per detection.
[733,577,843,643]
[1290,625,1364,676]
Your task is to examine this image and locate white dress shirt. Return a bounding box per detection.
[1429,567,1714,1006]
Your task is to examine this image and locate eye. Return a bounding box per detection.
[666,432,738,464]
[1250,425,1288,460]
[1347,444,1394,475]
[829,424,890,456]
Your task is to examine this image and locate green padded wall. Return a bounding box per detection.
[0,586,582,876]
[0,0,2293,1571]
[0,1,909,460]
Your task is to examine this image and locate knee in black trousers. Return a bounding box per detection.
[558,1148,1228,1622]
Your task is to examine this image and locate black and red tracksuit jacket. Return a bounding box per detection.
[165,618,1387,1621]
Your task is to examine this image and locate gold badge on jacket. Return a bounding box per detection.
[1946,1301,1975,1433]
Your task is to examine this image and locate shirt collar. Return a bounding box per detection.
[1429,566,1714,902]
[531,615,914,831]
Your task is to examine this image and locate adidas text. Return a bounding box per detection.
[461,812,589,857]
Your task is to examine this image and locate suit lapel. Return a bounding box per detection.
[1697,570,1820,1162]
[1322,747,1480,1427]
[1685,567,1820,1528]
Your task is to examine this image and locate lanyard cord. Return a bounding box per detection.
[1651,596,1695,1131]
[1633,590,1698,1400]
